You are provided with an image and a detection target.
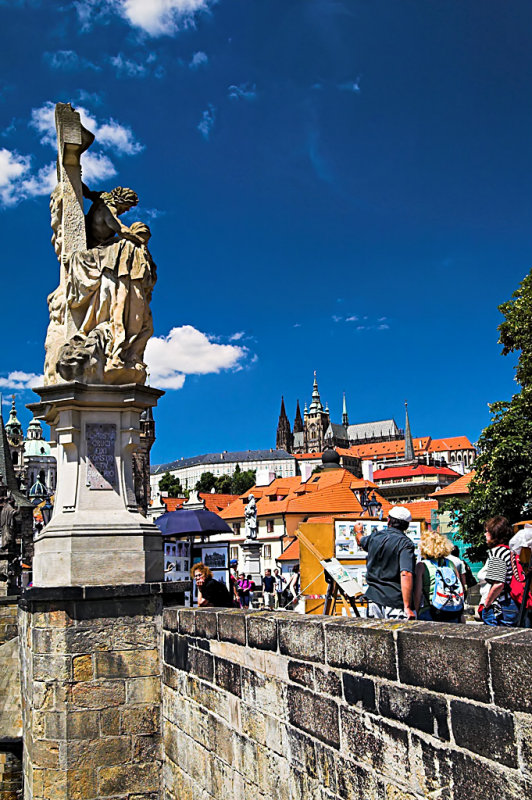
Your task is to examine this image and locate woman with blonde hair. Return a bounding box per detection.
[414,531,466,622]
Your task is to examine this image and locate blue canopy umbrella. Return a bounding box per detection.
[154,508,233,536]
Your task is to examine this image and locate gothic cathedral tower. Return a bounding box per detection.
[276,397,293,452]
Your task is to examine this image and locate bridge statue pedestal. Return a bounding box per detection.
[29,382,164,587]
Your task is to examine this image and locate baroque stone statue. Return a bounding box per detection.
[244,494,258,540]
[44,103,156,386]
[0,497,17,551]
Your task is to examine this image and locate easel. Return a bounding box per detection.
[296,529,363,617]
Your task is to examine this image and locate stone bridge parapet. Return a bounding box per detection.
[162,609,532,800]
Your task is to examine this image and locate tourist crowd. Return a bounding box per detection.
[190,506,531,627]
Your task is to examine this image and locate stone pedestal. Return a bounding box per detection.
[18,584,179,800]
[28,383,164,587]
[240,540,262,589]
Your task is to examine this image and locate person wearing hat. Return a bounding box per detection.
[355,506,417,620]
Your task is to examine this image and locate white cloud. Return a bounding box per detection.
[109,53,148,78]
[332,315,343,323]
[30,101,142,157]
[145,325,249,389]
[0,148,31,205]
[345,315,358,322]
[44,49,99,71]
[76,0,216,36]
[0,371,43,390]
[197,105,216,140]
[228,331,245,341]
[97,120,144,155]
[228,83,257,101]
[20,161,56,198]
[189,50,208,69]
[80,151,117,182]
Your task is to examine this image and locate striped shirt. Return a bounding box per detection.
[484,545,512,585]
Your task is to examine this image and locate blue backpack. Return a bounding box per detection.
[428,559,464,613]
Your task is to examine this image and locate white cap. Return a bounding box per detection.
[389,506,412,523]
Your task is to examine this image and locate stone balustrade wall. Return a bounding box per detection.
[0,599,22,800]
[162,609,532,800]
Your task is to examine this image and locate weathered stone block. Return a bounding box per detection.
[325,619,398,680]
[397,624,506,702]
[241,666,287,712]
[279,617,325,663]
[64,736,130,768]
[409,733,452,799]
[218,611,247,645]
[247,613,278,652]
[71,679,126,709]
[98,762,160,795]
[335,755,384,800]
[194,609,219,640]
[450,699,517,767]
[287,685,340,748]
[214,657,242,697]
[188,648,214,683]
[451,750,526,800]
[162,607,179,632]
[33,654,71,682]
[95,649,159,678]
[121,705,159,735]
[178,608,196,636]
[490,630,532,713]
[132,733,161,762]
[288,660,314,688]
[127,676,161,705]
[72,654,93,682]
[340,707,410,785]
[64,627,113,653]
[314,666,342,698]
[378,683,449,740]
[113,623,157,650]
[342,673,376,712]
[100,708,121,736]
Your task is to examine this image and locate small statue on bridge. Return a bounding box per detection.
[244,494,258,540]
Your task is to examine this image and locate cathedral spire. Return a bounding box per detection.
[342,392,349,428]
[404,401,414,462]
[293,400,304,434]
[308,371,323,413]
[276,396,292,452]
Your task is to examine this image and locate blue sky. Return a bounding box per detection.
[0,0,530,464]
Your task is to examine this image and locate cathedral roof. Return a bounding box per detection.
[347,419,400,441]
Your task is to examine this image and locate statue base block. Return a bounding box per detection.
[28,382,164,587]
[240,540,262,589]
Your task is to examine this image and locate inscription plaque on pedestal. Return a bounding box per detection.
[86,423,117,490]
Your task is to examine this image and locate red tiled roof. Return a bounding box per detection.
[401,500,439,523]
[200,493,239,513]
[294,452,323,459]
[430,471,475,498]
[162,497,186,511]
[428,436,475,453]
[277,539,300,561]
[373,465,460,480]
[219,468,390,520]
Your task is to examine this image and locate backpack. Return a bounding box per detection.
[508,549,532,610]
[427,559,464,613]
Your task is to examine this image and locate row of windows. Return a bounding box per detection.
[230,544,272,561]
[232,519,276,535]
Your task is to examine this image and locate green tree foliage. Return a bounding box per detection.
[195,466,257,495]
[451,271,532,558]
[230,467,256,495]
[195,471,217,493]
[158,471,185,498]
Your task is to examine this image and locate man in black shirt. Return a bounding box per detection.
[355,506,416,620]
[192,563,234,608]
